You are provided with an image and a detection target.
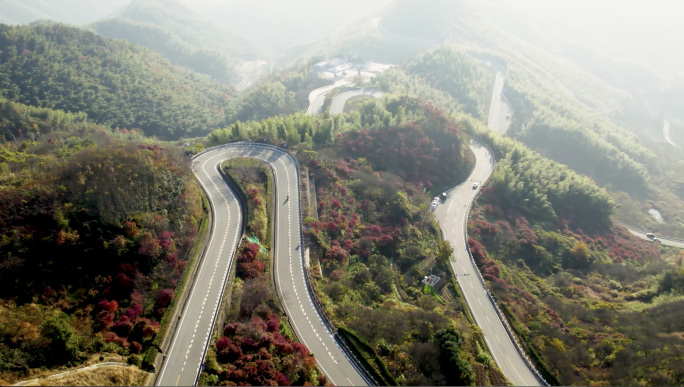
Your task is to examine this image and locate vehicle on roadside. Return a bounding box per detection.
[441,192,447,201]
[431,197,439,211]
[472,182,479,189]
[646,232,655,239]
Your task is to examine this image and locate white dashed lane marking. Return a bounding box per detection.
[184,147,345,383]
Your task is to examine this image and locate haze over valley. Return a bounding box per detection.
[0,1,683,386]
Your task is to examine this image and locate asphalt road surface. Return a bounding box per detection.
[487,65,512,135]
[306,80,352,116]
[156,147,244,386]
[433,140,541,386]
[624,226,684,249]
[329,88,385,115]
[158,143,367,386]
[432,61,541,386]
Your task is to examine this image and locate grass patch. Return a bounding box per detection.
[422,283,446,304]
[337,326,397,386]
[343,95,376,113]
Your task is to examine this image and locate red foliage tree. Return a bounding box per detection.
[98,298,119,313]
[130,341,143,354]
[217,336,232,352]
[326,245,348,266]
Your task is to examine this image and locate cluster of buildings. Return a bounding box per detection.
[313,56,394,81]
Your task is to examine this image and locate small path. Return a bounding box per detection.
[13,362,130,386]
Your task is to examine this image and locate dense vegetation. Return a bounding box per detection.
[0,97,205,382]
[299,104,508,385]
[91,18,237,85]
[0,23,234,139]
[463,116,684,385]
[371,46,493,122]
[347,40,684,385]
[206,96,512,385]
[91,0,269,84]
[468,180,684,385]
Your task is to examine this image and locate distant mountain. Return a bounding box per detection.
[0,0,130,25]
[0,23,235,139]
[177,0,392,53]
[90,0,270,85]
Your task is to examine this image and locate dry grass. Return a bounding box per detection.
[23,365,147,386]
[11,354,149,387]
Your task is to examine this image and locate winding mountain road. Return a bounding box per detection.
[434,63,541,386]
[306,80,352,116]
[158,63,530,386]
[157,143,367,386]
[329,88,385,115]
[623,225,684,249]
[434,141,540,386]
[487,62,513,135]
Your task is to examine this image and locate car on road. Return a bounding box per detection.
[652,237,661,243]
[431,197,439,211]
[646,233,655,239]
[441,192,448,201]
[472,182,479,189]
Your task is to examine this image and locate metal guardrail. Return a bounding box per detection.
[191,162,245,386]
[462,139,550,386]
[284,145,377,386]
[196,141,375,386]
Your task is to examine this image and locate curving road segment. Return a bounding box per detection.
[622,224,684,249]
[329,88,385,115]
[157,143,368,386]
[306,80,352,116]
[434,140,540,386]
[433,62,541,386]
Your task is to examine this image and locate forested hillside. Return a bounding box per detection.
[372,46,493,121]
[205,95,518,385]
[302,103,492,385]
[347,37,684,385]
[91,0,269,84]
[0,97,206,383]
[0,23,234,140]
[0,0,129,26]
[465,128,684,386]
[340,0,683,236]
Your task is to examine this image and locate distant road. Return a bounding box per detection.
[329,88,385,115]
[306,80,352,116]
[621,223,684,249]
[486,63,512,135]
[434,141,541,387]
[663,119,677,147]
[434,61,542,386]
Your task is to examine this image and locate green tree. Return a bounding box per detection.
[42,310,80,365]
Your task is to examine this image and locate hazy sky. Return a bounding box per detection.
[471,0,684,76]
[1,0,681,74]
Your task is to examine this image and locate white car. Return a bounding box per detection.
[472,182,479,189]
